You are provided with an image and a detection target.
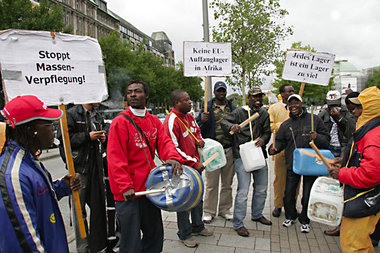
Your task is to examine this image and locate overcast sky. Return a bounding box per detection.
[107,0,380,87]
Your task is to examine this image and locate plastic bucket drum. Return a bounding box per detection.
[307,176,343,226]
[145,164,204,212]
[239,140,266,172]
[199,138,227,172]
[293,148,334,176]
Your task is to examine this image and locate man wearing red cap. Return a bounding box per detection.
[0,95,81,253]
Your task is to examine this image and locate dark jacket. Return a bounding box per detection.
[58,105,106,174]
[318,105,356,153]
[220,105,271,159]
[270,108,330,171]
[196,98,236,139]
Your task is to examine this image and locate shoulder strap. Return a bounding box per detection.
[120,114,154,159]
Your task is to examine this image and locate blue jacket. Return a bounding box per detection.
[196,98,236,139]
[0,141,71,253]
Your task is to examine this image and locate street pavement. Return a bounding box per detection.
[41,148,380,253]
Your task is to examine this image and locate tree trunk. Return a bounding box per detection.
[242,69,246,106]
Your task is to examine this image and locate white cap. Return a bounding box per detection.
[288,94,303,102]
[326,90,341,105]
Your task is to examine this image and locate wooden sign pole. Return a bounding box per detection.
[204,77,209,113]
[59,104,87,238]
[299,82,306,97]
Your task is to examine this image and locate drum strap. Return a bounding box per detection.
[120,115,154,159]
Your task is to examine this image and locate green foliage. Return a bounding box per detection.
[99,32,203,106]
[366,69,380,88]
[0,0,67,32]
[227,93,242,107]
[272,42,334,105]
[211,0,292,104]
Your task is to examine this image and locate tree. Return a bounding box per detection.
[272,42,334,105]
[0,0,67,32]
[99,32,203,108]
[211,0,292,104]
[366,69,380,88]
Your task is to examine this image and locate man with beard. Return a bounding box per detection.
[221,87,272,237]
[164,89,213,248]
[268,83,294,218]
[268,94,330,233]
[196,81,236,223]
[107,80,182,253]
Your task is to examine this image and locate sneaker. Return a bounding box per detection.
[202,214,213,223]
[300,224,310,233]
[193,228,213,236]
[220,213,233,221]
[282,219,295,227]
[180,237,198,248]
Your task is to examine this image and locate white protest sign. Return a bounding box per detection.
[0,29,108,106]
[183,41,232,77]
[282,50,335,86]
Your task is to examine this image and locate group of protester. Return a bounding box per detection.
[0,78,378,253]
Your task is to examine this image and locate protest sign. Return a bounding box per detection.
[0,29,108,105]
[183,41,232,77]
[282,50,335,86]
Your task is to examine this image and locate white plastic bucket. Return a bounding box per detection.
[199,138,226,172]
[239,140,265,172]
[307,176,343,226]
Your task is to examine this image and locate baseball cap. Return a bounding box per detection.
[2,95,63,128]
[287,94,303,102]
[248,87,264,96]
[348,97,361,105]
[326,90,341,105]
[214,81,227,91]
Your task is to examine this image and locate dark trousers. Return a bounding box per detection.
[284,170,317,224]
[177,200,205,240]
[115,197,163,253]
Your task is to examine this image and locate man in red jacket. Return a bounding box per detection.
[107,80,182,253]
[329,86,380,252]
[163,89,213,248]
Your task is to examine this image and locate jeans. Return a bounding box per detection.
[233,158,268,229]
[283,170,317,224]
[177,200,205,240]
[115,197,163,253]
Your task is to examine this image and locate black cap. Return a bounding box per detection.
[214,81,227,91]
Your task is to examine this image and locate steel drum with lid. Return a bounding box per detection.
[145,164,204,212]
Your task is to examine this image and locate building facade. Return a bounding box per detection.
[47,0,175,66]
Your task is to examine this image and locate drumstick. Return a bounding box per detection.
[309,141,332,170]
[202,152,219,167]
[272,130,276,161]
[135,188,166,196]
[299,149,334,164]
[229,112,259,135]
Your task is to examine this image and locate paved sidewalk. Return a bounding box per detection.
[160,157,345,253]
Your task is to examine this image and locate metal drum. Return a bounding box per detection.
[145,164,204,212]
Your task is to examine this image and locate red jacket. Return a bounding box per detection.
[163,108,204,169]
[107,108,182,201]
[339,121,380,188]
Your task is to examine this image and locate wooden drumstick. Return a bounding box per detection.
[299,149,334,164]
[135,188,166,196]
[229,112,259,135]
[202,152,219,167]
[309,141,332,170]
